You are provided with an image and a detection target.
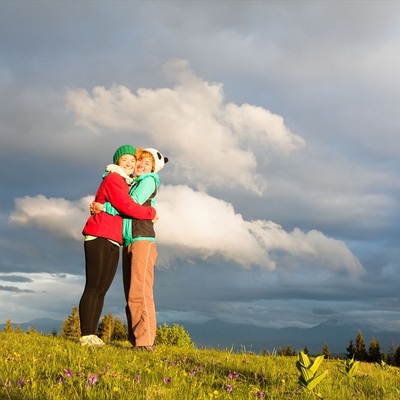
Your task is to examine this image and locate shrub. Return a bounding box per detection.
[155,323,194,348]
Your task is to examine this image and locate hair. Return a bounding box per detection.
[135,149,155,172]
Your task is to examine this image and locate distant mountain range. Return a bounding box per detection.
[0,318,64,334]
[2,317,399,355]
[176,319,400,355]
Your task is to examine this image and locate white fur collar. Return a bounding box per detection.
[105,164,134,184]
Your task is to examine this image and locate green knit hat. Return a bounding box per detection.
[113,145,136,164]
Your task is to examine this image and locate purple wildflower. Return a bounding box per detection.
[228,371,239,380]
[189,365,204,377]
[64,369,73,378]
[254,391,267,398]
[226,384,234,393]
[163,377,172,384]
[135,375,141,383]
[17,379,24,389]
[87,374,98,387]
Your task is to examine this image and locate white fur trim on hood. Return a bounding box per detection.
[105,164,134,184]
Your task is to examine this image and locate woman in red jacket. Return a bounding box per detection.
[78,145,157,347]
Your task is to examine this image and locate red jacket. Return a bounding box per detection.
[82,172,156,244]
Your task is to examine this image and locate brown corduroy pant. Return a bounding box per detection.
[123,241,158,347]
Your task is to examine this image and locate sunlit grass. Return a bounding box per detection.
[2,332,400,399]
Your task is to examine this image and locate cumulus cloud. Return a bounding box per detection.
[155,185,268,268]
[248,221,364,275]
[9,186,364,275]
[65,59,304,194]
[9,194,92,241]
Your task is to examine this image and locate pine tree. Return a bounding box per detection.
[26,325,37,334]
[394,345,400,367]
[386,342,396,365]
[112,317,127,341]
[278,345,296,356]
[15,325,22,334]
[98,312,114,342]
[368,337,382,363]
[354,331,368,361]
[346,339,355,359]
[303,346,309,355]
[61,306,81,340]
[3,319,14,333]
[322,343,331,359]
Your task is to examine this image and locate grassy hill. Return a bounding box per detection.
[2,332,400,399]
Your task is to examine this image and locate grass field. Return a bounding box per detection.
[1,332,400,399]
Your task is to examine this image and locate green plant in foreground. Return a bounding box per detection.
[296,351,328,392]
[341,355,360,378]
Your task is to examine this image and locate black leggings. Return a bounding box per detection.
[79,237,120,336]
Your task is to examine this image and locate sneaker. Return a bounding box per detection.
[79,334,105,347]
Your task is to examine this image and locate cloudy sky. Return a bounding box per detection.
[1,1,399,337]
